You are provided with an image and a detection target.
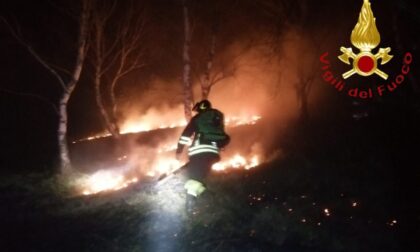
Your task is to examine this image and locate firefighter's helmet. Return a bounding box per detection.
[192,99,212,112]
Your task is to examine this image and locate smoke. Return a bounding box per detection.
[70,26,329,195]
[115,27,327,172]
[120,104,186,134]
[209,39,301,120]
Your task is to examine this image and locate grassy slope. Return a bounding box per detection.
[1,113,417,252]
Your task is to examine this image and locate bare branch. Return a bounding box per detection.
[212,70,235,86]
[44,0,78,21]
[103,37,119,60]
[26,47,69,91]
[0,88,59,115]
[47,61,73,76]
[210,72,224,86]
[1,16,68,92]
[89,0,148,135]
[118,62,146,78]
[192,67,205,87]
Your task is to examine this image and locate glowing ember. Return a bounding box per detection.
[387,219,397,226]
[324,208,331,216]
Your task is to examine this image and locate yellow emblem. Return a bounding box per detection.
[338,0,393,80]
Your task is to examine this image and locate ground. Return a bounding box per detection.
[1,111,417,252]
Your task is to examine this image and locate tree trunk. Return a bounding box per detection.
[58,91,71,173]
[182,0,193,120]
[92,6,120,139]
[59,87,80,174]
[3,0,91,173]
[107,63,126,137]
[202,31,216,100]
[59,0,90,173]
[94,72,120,138]
[88,1,146,138]
[109,81,121,133]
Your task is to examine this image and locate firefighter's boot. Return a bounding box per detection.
[184,179,206,215]
[185,194,197,215]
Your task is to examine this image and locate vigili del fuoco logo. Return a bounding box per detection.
[320,0,413,99]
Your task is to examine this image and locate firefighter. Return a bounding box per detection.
[175,99,230,213]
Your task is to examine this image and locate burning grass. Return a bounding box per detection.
[71,114,265,196]
[74,152,262,196]
[2,117,405,252]
[1,153,401,252]
[73,115,261,143]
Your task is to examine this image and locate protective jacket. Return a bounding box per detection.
[176,109,223,157]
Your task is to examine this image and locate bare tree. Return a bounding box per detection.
[259,0,320,122]
[1,0,92,173]
[90,0,146,138]
[197,45,237,100]
[294,42,317,122]
[182,0,194,120]
[258,0,299,52]
[292,1,331,123]
[195,4,238,100]
[198,10,232,100]
[291,25,330,123]
[91,0,119,138]
[200,23,217,100]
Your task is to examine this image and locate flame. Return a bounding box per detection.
[77,153,261,195]
[350,0,380,51]
[73,114,263,195]
[79,170,138,195]
[120,120,186,134]
[157,143,178,153]
[73,115,261,143]
[120,115,261,135]
[212,154,260,171]
[152,157,181,175]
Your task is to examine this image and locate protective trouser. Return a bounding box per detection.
[184,152,220,197]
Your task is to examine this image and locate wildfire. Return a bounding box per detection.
[157,143,178,153]
[225,115,261,127]
[120,115,261,135]
[73,114,263,195]
[77,152,261,195]
[72,115,261,143]
[120,120,187,134]
[146,157,182,177]
[212,154,260,171]
[78,170,138,195]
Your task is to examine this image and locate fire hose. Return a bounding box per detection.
[155,163,188,186]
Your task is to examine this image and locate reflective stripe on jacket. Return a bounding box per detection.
[188,140,219,156]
